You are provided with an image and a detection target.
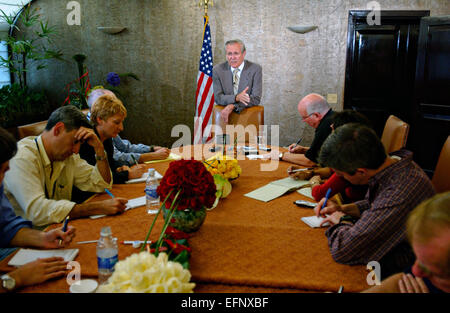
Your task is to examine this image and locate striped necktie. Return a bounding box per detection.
[233,68,240,95]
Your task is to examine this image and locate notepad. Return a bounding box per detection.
[125,170,163,184]
[90,196,147,219]
[8,248,79,267]
[244,177,310,202]
[297,186,313,200]
[301,216,330,228]
[144,152,182,164]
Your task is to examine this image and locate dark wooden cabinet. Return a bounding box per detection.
[343,11,450,176]
[344,11,430,136]
[409,16,450,175]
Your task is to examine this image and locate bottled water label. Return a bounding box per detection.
[97,255,118,271]
[146,187,158,199]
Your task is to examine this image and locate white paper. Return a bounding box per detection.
[90,195,147,219]
[301,216,330,228]
[8,248,79,267]
[125,170,163,184]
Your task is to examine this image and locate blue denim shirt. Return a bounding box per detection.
[112,135,152,166]
[0,184,32,247]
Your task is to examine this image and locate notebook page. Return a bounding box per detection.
[301,216,329,228]
[8,248,79,267]
[125,170,163,184]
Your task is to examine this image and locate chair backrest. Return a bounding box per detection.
[380,115,410,153]
[432,136,450,193]
[211,105,264,144]
[17,120,48,139]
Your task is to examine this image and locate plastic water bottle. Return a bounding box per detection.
[145,168,160,214]
[97,226,118,285]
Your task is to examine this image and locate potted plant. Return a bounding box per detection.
[0,4,63,128]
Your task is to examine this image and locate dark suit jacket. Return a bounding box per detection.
[212,60,262,113]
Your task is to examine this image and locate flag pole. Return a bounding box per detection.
[199,0,213,17]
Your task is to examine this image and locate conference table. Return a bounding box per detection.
[1,145,369,293]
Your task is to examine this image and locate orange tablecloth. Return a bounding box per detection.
[1,145,369,293]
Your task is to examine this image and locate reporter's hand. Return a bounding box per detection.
[320,211,345,227]
[314,198,339,217]
[101,198,128,215]
[309,175,322,186]
[42,226,76,249]
[128,164,146,179]
[287,166,314,180]
[152,148,170,160]
[398,274,429,293]
[116,165,130,173]
[9,257,68,290]
[288,144,307,154]
[74,127,103,152]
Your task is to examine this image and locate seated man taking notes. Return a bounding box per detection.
[314,123,435,279]
[4,106,128,227]
[0,127,75,292]
[266,93,334,167]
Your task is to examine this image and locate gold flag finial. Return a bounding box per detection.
[199,0,213,16]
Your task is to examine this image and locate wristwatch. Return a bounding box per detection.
[95,150,107,161]
[279,152,284,160]
[1,274,16,291]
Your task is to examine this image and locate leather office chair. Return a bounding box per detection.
[17,120,48,139]
[16,109,90,140]
[211,105,264,144]
[380,115,410,153]
[432,136,450,193]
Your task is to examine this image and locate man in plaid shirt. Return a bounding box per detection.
[315,123,435,278]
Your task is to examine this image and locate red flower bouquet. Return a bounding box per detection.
[157,159,217,211]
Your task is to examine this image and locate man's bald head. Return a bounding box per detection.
[297,93,329,116]
[297,93,330,129]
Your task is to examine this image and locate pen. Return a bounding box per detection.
[294,137,303,148]
[319,188,332,217]
[288,167,315,173]
[131,155,139,166]
[104,188,115,198]
[121,240,150,245]
[59,216,70,245]
[77,240,98,244]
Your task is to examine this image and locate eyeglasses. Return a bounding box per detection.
[416,260,450,280]
[301,112,315,121]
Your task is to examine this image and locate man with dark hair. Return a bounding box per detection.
[0,127,75,292]
[315,123,435,278]
[4,105,128,227]
[213,39,262,123]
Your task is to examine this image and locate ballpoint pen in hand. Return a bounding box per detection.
[131,155,139,166]
[59,216,70,246]
[318,188,332,217]
[104,188,115,198]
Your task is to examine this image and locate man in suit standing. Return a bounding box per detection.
[213,39,262,124]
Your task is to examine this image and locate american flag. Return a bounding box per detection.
[194,17,214,144]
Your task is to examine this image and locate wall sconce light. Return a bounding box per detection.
[97,27,126,34]
[287,25,318,34]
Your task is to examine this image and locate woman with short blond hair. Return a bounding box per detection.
[76,95,146,199]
